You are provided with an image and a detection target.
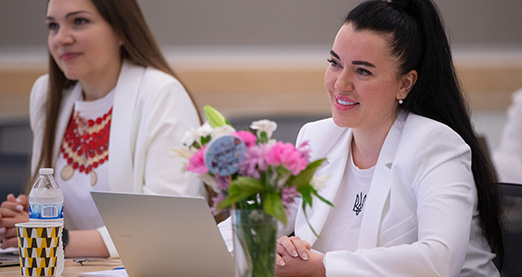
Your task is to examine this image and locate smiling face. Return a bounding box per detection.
[46,0,122,84]
[324,23,416,132]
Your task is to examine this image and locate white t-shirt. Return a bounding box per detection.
[313,152,375,253]
[55,90,114,230]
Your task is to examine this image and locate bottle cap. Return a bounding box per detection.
[39,168,54,175]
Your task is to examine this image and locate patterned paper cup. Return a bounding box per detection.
[19,247,60,258]
[16,222,62,277]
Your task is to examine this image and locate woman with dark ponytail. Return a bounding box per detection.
[269,0,503,275]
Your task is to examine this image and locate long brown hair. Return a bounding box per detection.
[28,0,199,191]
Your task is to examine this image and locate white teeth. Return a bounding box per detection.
[338,99,355,105]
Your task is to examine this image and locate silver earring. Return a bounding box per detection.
[398,98,404,105]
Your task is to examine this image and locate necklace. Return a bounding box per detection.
[60,107,112,186]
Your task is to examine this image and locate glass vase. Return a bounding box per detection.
[232,209,278,277]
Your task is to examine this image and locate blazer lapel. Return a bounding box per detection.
[297,128,353,245]
[52,82,82,166]
[357,111,407,249]
[108,60,145,192]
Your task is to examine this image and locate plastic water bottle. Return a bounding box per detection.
[29,168,64,224]
[29,168,64,274]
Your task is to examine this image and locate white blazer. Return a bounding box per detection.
[29,60,203,256]
[288,111,498,276]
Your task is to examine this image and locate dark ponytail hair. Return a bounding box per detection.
[346,0,503,266]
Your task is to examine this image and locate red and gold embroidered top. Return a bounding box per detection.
[60,107,111,184]
[55,90,114,230]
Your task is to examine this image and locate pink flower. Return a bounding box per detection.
[210,192,226,215]
[239,144,270,179]
[233,131,257,147]
[297,141,312,162]
[266,142,308,175]
[215,175,231,191]
[281,186,299,214]
[186,147,208,174]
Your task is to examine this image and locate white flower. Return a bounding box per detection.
[266,139,277,146]
[211,124,236,137]
[311,175,330,191]
[181,129,196,146]
[250,120,277,138]
[181,122,214,147]
[196,122,214,138]
[172,147,197,160]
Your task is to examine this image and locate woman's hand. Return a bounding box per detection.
[0,194,29,248]
[275,236,326,277]
[277,235,312,263]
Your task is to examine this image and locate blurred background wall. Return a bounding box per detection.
[2,0,522,47]
[1,0,521,152]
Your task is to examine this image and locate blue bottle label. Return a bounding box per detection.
[29,203,64,220]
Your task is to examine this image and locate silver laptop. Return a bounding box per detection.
[0,249,19,267]
[91,191,235,277]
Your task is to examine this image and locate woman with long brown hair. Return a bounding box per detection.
[0,0,202,257]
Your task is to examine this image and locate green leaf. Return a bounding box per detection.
[262,193,287,225]
[259,131,268,143]
[200,135,211,146]
[298,185,314,207]
[216,177,265,209]
[190,140,201,149]
[297,185,333,237]
[276,166,289,178]
[313,189,333,207]
[301,200,320,237]
[289,158,325,189]
[306,158,326,170]
[204,105,227,127]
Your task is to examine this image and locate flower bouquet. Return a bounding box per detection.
[175,106,331,277]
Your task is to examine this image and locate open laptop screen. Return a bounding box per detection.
[91,191,234,276]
